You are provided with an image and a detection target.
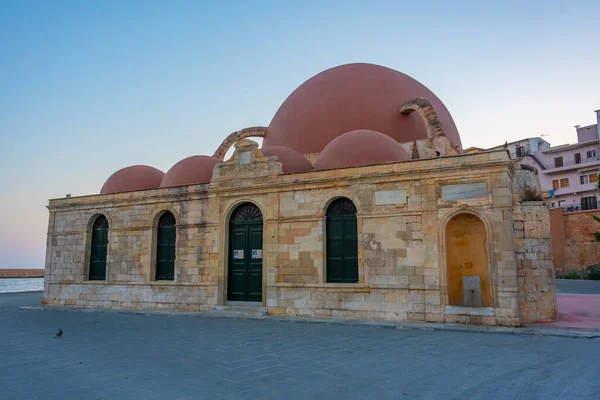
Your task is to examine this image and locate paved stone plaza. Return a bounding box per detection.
[1,292,598,400]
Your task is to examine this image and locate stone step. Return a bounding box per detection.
[212,305,267,318]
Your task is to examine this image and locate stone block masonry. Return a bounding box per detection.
[43,146,556,326]
[549,208,600,275]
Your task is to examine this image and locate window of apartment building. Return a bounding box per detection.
[580,175,589,185]
[554,156,563,167]
[574,153,581,164]
[581,196,598,211]
[560,178,569,188]
[587,150,597,158]
[591,173,599,183]
[515,146,524,157]
[552,180,559,190]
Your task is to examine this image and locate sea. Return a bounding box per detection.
[0,278,44,294]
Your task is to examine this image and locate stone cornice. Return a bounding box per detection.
[48,153,513,211]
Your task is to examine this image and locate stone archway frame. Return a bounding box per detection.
[212,126,268,160]
[218,198,268,307]
[320,193,366,285]
[82,210,114,282]
[399,97,460,157]
[399,97,446,140]
[149,207,181,282]
[437,207,499,310]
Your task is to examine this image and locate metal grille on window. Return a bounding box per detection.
[92,215,109,230]
[231,203,263,221]
[158,212,176,227]
[326,198,357,217]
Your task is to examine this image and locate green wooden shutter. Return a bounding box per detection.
[325,198,358,284]
[156,225,176,280]
[89,229,107,280]
[326,215,358,283]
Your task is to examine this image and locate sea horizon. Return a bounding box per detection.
[0,278,44,294]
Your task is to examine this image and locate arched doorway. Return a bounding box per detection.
[228,202,263,302]
[446,213,491,307]
[156,211,176,280]
[326,198,358,283]
[89,215,108,280]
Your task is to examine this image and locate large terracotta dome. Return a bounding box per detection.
[160,155,221,188]
[263,63,462,154]
[100,165,165,194]
[261,146,313,173]
[315,130,410,170]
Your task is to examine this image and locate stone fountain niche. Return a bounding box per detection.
[446,213,491,308]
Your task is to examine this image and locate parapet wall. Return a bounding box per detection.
[513,202,556,322]
[550,208,600,274]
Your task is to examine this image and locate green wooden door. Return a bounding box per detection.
[156,225,176,280]
[89,216,108,280]
[228,203,263,302]
[326,198,358,283]
[247,224,263,302]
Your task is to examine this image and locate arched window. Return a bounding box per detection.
[89,215,109,280]
[156,211,176,280]
[326,198,358,283]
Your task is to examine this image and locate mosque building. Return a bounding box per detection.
[42,63,556,326]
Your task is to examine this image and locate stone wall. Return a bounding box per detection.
[43,145,556,326]
[0,269,45,278]
[550,208,600,273]
[513,202,556,322]
[43,186,219,310]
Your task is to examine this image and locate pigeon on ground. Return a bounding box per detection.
[53,328,63,338]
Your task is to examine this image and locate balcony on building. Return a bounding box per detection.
[540,147,600,174]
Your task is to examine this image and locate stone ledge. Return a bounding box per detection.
[371,284,441,290]
[268,283,370,292]
[446,306,495,316]
[48,281,217,287]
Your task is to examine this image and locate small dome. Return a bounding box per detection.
[261,146,313,173]
[264,63,462,154]
[100,165,165,194]
[160,155,221,188]
[314,129,410,170]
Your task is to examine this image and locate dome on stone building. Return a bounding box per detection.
[160,155,221,188]
[261,146,313,173]
[263,63,462,155]
[100,165,165,194]
[314,129,410,170]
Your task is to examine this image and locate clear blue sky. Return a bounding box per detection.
[1,0,599,269]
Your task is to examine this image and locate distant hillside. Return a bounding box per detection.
[0,269,45,278]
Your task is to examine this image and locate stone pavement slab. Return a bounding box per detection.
[525,294,600,330]
[20,299,600,339]
[1,292,600,399]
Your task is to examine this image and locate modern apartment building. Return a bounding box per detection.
[488,137,551,158]
[484,110,600,211]
[534,110,600,211]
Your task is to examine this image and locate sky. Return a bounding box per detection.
[1,0,599,269]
